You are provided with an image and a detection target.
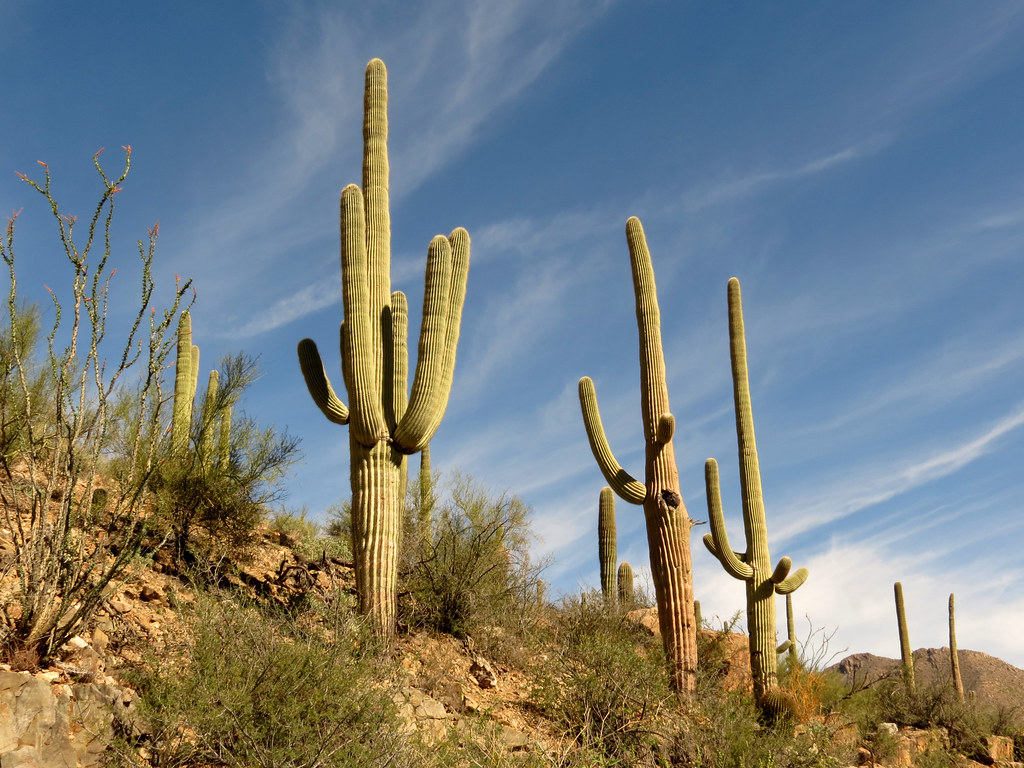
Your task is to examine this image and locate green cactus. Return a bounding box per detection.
[617,561,634,606]
[171,311,199,455]
[197,369,219,470]
[598,487,617,604]
[894,581,915,691]
[694,599,702,630]
[949,592,964,702]
[777,593,799,670]
[703,277,808,700]
[297,59,470,638]
[578,217,698,694]
[418,443,434,530]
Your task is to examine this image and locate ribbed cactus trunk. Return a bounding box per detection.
[579,217,697,695]
[617,562,634,606]
[704,277,808,701]
[297,59,469,638]
[894,582,915,691]
[949,592,964,702]
[598,487,617,604]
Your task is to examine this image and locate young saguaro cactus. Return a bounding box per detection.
[578,217,698,694]
[598,487,617,604]
[297,59,470,638]
[704,277,808,701]
[617,561,634,606]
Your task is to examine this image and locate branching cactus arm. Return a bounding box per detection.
[297,339,350,425]
[578,377,646,504]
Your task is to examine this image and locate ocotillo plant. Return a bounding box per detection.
[578,217,698,694]
[171,311,199,455]
[704,277,808,701]
[894,581,916,690]
[297,59,470,638]
[617,562,634,606]
[949,592,964,701]
[598,487,617,603]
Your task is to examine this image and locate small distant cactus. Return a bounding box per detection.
[617,561,634,606]
[949,592,964,701]
[694,599,702,630]
[894,582,915,690]
[598,487,617,604]
[704,278,808,701]
[777,593,799,669]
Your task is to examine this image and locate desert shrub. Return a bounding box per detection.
[530,592,676,765]
[121,593,408,768]
[0,150,192,660]
[853,678,997,761]
[149,353,301,566]
[400,472,546,640]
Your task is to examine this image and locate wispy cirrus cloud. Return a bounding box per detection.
[773,401,1024,543]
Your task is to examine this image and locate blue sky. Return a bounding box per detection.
[3,1,1024,667]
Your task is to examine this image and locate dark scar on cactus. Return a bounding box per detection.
[660,489,681,509]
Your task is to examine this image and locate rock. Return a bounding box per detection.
[984,734,1014,762]
[139,585,162,602]
[91,627,109,656]
[470,656,498,689]
[0,670,136,767]
[624,607,660,637]
[108,598,131,614]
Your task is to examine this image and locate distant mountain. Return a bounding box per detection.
[829,647,1024,720]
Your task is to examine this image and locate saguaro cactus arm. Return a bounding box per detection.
[775,560,809,594]
[340,184,387,446]
[392,229,470,453]
[578,377,646,504]
[297,339,350,425]
[703,458,753,580]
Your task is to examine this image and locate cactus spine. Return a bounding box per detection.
[949,592,964,701]
[297,59,470,638]
[704,277,808,700]
[617,561,634,606]
[578,217,698,694]
[894,581,915,690]
[598,487,617,603]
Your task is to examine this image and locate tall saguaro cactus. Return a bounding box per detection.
[894,582,915,690]
[598,487,617,603]
[949,592,964,701]
[578,217,698,694]
[704,277,808,701]
[297,59,470,637]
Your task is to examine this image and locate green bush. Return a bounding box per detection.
[121,593,409,768]
[530,592,676,765]
[400,472,546,640]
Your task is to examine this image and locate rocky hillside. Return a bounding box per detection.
[831,648,1024,719]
